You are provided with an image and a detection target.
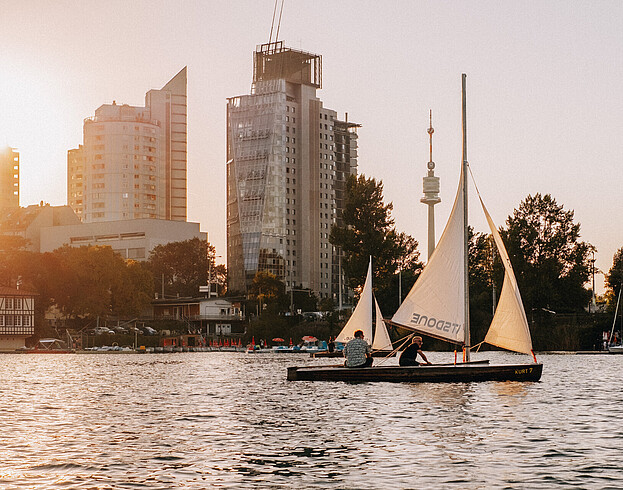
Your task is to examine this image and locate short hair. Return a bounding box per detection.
[354,330,364,338]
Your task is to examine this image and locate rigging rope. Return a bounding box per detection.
[373,332,414,366]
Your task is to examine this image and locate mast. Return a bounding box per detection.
[462,74,470,361]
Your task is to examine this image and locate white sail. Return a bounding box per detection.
[479,196,533,354]
[391,167,466,344]
[335,257,373,344]
[372,298,393,351]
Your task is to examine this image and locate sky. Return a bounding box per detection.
[1,0,621,294]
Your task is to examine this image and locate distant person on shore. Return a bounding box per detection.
[399,336,432,366]
[343,330,373,368]
[328,337,335,353]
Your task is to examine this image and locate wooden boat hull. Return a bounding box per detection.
[311,350,393,358]
[287,362,543,382]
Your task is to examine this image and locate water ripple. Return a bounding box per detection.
[0,352,621,487]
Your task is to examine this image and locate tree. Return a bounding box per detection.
[250,271,286,303]
[49,245,153,320]
[606,248,623,305]
[0,235,32,287]
[146,238,215,298]
[501,193,593,314]
[110,260,154,317]
[330,174,422,311]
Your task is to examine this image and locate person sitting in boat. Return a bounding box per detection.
[343,330,373,368]
[399,336,432,366]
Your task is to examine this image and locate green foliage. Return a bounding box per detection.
[318,297,335,312]
[250,270,287,310]
[468,228,498,342]
[146,238,215,298]
[0,245,153,324]
[330,174,422,312]
[501,193,592,314]
[606,248,623,305]
[50,245,153,319]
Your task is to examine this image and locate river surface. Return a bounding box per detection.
[0,351,621,489]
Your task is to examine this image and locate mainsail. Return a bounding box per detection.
[479,195,533,355]
[391,166,466,344]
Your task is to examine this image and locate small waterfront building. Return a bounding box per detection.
[151,297,245,339]
[0,287,35,351]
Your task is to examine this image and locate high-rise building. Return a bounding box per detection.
[227,42,359,299]
[0,147,19,211]
[68,68,187,223]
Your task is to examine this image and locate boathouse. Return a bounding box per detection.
[0,287,35,351]
[151,297,245,340]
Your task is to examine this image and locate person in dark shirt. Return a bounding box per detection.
[328,337,335,353]
[399,336,432,366]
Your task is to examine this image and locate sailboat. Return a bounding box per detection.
[607,286,622,353]
[314,257,393,358]
[336,257,393,346]
[287,75,543,382]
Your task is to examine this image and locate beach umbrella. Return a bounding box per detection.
[302,336,318,342]
[272,337,285,342]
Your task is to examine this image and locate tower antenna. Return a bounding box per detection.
[269,0,278,43]
[275,0,285,42]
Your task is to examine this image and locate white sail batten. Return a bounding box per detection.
[335,257,374,344]
[372,298,393,351]
[479,195,533,355]
[391,168,466,344]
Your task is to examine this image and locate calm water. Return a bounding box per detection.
[0,351,621,489]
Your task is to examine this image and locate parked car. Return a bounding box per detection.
[143,326,158,335]
[302,312,324,321]
[94,327,115,335]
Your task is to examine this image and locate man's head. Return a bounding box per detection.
[412,336,423,345]
[354,330,364,339]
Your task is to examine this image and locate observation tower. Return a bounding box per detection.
[420,111,441,261]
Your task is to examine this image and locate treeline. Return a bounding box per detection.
[0,237,224,333]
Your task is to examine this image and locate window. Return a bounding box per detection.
[5,298,13,310]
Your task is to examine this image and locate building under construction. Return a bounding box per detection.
[227,41,359,300]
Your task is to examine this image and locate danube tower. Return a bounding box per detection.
[420,111,441,260]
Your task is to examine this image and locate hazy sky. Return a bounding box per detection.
[1,0,621,293]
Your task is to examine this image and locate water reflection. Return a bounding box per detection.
[0,352,621,487]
